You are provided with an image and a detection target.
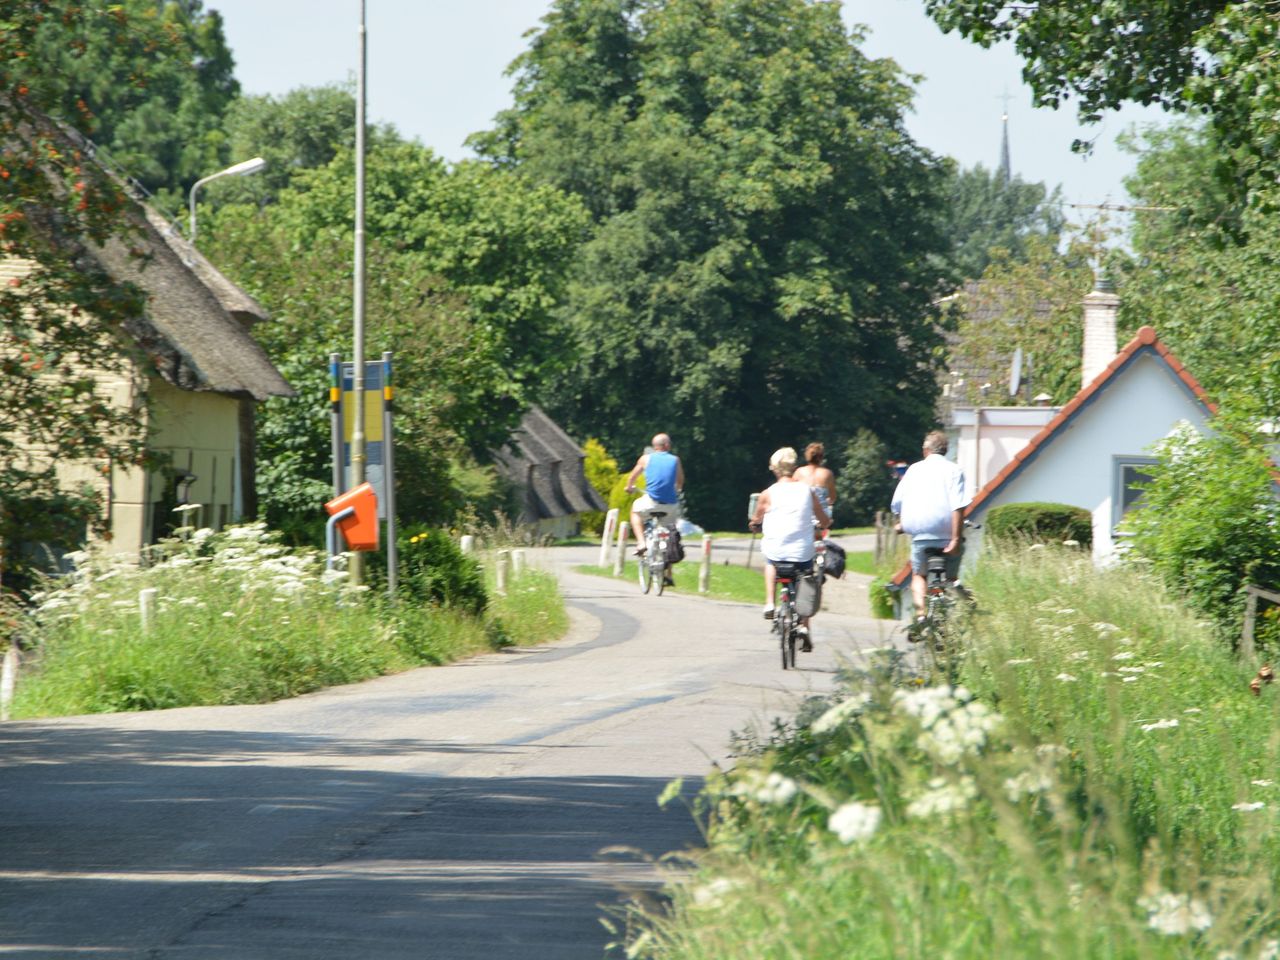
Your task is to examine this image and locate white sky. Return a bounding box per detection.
[209,0,1170,221]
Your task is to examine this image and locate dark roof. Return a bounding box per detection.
[493,407,607,522]
[890,326,1214,590]
[22,111,292,401]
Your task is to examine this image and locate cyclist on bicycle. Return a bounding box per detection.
[793,442,837,533]
[890,429,971,627]
[625,433,684,558]
[749,447,831,650]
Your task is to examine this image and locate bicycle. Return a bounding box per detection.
[771,560,814,670]
[638,509,676,596]
[909,547,973,678]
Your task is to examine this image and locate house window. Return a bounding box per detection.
[1113,456,1158,532]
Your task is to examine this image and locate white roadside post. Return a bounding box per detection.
[139,588,158,633]
[495,549,510,596]
[459,534,475,555]
[613,523,628,577]
[512,549,526,576]
[0,645,16,721]
[598,508,618,568]
[699,535,712,594]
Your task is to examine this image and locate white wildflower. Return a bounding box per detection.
[1258,940,1280,960]
[1146,661,1164,668]
[221,611,235,619]
[690,876,741,909]
[1069,651,1090,662]
[1005,658,1034,666]
[226,523,268,541]
[1092,621,1120,635]
[811,693,872,734]
[1123,676,1139,683]
[828,801,882,844]
[171,503,201,514]
[754,772,798,805]
[1184,708,1202,714]
[1112,651,1136,661]
[192,527,214,543]
[1062,539,1080,547]
[1056,673,1079,683]
[1028,543,1045,551]
[906,776,977,818]
[111,600,134,609]
[1139,891,1213,936]
[1056,608,1076,615]
[1118,666,1145,674]
[1003,769,1054,802]
[178,597,199,606]
[1252,779,1274,787]
[1231,801,1265,812]
[917,701,1003,764]
[1036,743,1070,760]
[1140,719,1179,732]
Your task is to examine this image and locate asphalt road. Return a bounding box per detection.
[0,544,903,959]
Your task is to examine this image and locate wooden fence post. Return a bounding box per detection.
[698,535,712,593]
[613,524,628,577]
[495,550,510,596]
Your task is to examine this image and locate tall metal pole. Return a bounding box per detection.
[349,0,368,584]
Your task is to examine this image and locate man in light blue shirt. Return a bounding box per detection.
[625,433,684,555]
[891,430,971,621]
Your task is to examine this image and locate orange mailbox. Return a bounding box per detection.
[325,482,379,551]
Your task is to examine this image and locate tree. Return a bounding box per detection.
[475,0,953,529]
[833,429,895,527]
[1115,122,1280,410]
[945,232,1112,408]
[942,163,1064,281]
[202,142,588,531]
[922,2,1280,204]
[22,0,239,202]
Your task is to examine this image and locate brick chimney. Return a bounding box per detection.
[1081,272,1119,388]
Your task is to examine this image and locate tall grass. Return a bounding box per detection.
[619,546,1280,959]
[12,523,566,718]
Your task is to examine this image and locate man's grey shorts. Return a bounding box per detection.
[910,539,962,579]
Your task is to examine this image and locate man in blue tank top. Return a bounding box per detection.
[625,433,685,555]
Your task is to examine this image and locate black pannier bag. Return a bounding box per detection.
[821,541,847,579]
[667,529,686,563]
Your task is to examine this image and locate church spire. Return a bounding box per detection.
[997,88,1012,182]
[999,110,1011,182]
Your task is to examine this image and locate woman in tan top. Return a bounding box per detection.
[793,442,836,525]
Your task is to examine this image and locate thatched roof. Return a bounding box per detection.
[17,108,292,401]
[493,407,606,522]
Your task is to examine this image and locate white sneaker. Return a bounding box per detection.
[763,605,775,620]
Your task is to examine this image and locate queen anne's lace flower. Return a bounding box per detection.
[1232,801,1265,812]
[1056,673,1079,683]
[1138,891,1213,936]
[827,801,881,843]
[1140,719,1179,732]
[906,776,977,818]
[810,693,872,734]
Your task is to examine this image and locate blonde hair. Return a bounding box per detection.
[769,447,798,476]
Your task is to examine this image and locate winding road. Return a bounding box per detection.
[0,542,899,958]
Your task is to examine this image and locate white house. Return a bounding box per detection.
[889,278,1216,615]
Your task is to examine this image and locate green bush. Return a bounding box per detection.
[984,501,1092,546]
[834,429,896,527]
[868,576,896,619]
[391,525,488,616]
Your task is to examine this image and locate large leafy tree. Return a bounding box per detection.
[22,0,238,201]
[943,163,1064,282]
[203,142,589,530]
[922,2,1280,205]
[474,0,952,528]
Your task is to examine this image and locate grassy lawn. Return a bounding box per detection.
[576,559,765,605]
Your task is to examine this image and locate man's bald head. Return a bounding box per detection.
[652,433,672,450]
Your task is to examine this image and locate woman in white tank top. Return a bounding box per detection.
[749,447,832,633]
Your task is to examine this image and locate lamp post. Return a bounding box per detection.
[188,157,266,241]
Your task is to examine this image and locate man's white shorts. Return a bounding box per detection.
[632,494,681,524]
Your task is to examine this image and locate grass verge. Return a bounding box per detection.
[11,523,567,718]
[576,560,764,606]
[614,545,1280,959]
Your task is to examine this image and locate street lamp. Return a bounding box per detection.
[188,157,266,241]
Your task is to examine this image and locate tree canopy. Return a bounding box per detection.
[942,163,1063,282]
[475,0,953,528]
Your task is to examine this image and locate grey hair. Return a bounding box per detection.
[923,430,949,456]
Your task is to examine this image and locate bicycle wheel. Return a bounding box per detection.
[778,599,795,670]
[654,547,667,596]
[638,541,653,594]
